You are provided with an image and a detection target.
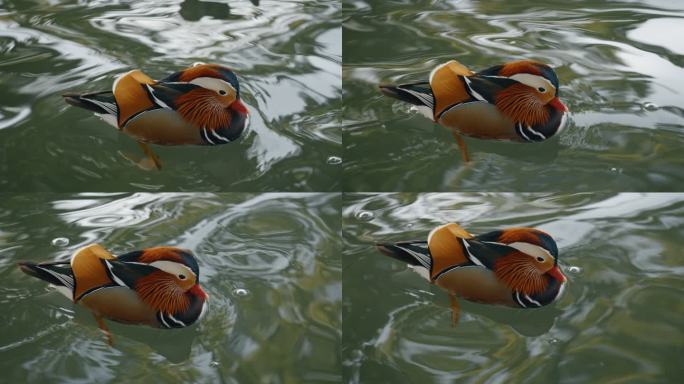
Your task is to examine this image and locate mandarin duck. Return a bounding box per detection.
[63,63,249,169]
[18,244,208,344]
[377,223,566,324]
[379,60,568,162]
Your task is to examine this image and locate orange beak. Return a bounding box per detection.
[190,284,208,299]
[549,97,568,112]
[547,265,567,283]
[230,99,248,115]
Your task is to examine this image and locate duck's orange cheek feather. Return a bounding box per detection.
[176,89,232,130]
[495,83,549,126]
[135,271,191,315]
[494,252,549,296]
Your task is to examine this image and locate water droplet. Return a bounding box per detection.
[51,237,69,247]
[355,211,374,221]
[326,156,342,165]
[233,288,249,297]
[642,102,659,111]
[210,361,219,367]
[567,266,582,274]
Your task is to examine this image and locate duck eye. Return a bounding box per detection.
[536,257,544,262]
[179,274,186,280]
[538,87,546,93]
[218,90,227,96]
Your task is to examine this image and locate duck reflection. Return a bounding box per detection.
[180,0,258,21]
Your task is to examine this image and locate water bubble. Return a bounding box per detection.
[326,156,342,165]
[51,237,69,247]
[209,361,219,367]
[405,223,414,229]
[567,266,582,274]
[355,211,374,221]
[233,288,250,297]
[547,338,559,344]
[642,102,659,111]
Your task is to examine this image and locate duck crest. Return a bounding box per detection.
[498,60,544,77]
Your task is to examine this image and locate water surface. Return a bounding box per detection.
[0,0,341,191]
[342,193,683,383]
[0,192,341,383]
[342,0,684,191]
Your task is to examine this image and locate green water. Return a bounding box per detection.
[0,0,341,191]
[0,193,341,382]
[342,193,683,383]
[342,0,684,191]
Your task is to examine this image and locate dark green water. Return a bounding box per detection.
[0,193,341,382]
[0,0,341,191]
[343,0,684,191]
[342,193,683,383]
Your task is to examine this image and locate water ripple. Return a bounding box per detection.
[343,192,684,383]
[0,0,341,191]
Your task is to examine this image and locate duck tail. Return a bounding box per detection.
[17,261,74,288]
[376,241,432,268]
[63,91,118,116]
[379,82,434,106]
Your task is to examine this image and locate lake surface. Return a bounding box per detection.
[0,0,341,192]
[342,0,684,191]
[342,193,683,383]
[0,193,341,383]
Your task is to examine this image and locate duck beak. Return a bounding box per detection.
[230,99,248,115]
[549,97,568,112]
[190,284,208,299]
[547,265,567,283]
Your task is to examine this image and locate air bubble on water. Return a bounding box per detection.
[210,361,219,368]
[233,288,249,297]
[567,266,582,274]
[642,102,659,111]
[51,237,69,247]
[547,338,559,345]
[326,156,342,165]
[405,223,414,228]
[355,211,374,221]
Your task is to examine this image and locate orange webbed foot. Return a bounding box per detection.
[93,313,114,346]
[449,293,461,327]
[449,129,470,163]
[137,142,162,170]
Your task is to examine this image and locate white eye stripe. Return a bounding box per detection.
[509,73,554,92]
[189,76,235,94]
[149,260,195,278]
[507,242,553,260]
